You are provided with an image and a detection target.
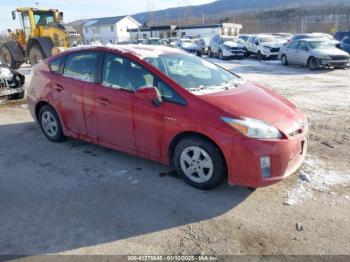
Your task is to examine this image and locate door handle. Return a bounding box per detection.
[97,97,111,106]
[54,83,64,92]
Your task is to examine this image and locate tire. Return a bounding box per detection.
[219,50,224,60]
[281,54,289,65]
[173,136,226,190]
[208,48,212,57]
[309,57,319,70]
[0,45,22,69]
[38,105,65,142]
[7,91,25,100]
[28,44,46,66]
[257,51,264,61]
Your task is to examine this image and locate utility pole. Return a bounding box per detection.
[202,14,205,24]
[178,1,181,27]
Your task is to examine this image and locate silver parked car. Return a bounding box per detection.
[208,35,246,60]
[245,34,283,60]
[279,39,350,70]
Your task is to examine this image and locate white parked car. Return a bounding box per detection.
[245,34,283,60]
[208,35,246,60]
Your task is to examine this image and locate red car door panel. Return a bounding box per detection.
[50,74,86,135]
[95,86,134,149]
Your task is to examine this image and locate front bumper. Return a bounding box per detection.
[227,130,308,188]
[319,59,350,68]
[0,87,24,97]
[223,49,246,58]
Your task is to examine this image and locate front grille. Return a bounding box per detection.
[270,47,280,53]
[330,55,349,61]
[230,47,244,51]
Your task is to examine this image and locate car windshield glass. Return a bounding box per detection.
[258,36,276,43]
[33,11,55,26]
[222,37,235,43]
[145,54,242,94]
[308,41,333,49]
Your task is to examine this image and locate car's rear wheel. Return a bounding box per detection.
[281,54,288,65]
[39,105,65,142]
[173,136,226,189]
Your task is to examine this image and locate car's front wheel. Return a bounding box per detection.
[173,136,226,189]
[219,50,224,60]
[309,57,319,70]
[39,105,65,142]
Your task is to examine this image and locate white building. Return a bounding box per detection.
[83,16,141,44]
[129,23,242,42]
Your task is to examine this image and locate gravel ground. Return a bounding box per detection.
[0,58,349,257]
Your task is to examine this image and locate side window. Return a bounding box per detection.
[63,52,98,82]
[297,41,308,51]
[49,56,65,73]
[102,53,154,91]
[158,80,186,105]
[343,38,350,44]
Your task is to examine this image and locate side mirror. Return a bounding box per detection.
[59,12,64,22]
[134,86,162,107]
[11,11,16,20]
[255,41,259,46]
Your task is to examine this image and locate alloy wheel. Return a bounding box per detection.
[180,146,214,183]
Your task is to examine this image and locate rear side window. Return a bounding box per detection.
[49,56,65,73]
[288,41,299,49]
[63,52,99,82]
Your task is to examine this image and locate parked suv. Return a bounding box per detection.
[208,35,246,59]
[245,34,282,60]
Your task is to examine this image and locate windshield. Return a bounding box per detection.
[308,41,333,49]
[33,11,55,26]
[258,36,276,43]
[145,54,241,94]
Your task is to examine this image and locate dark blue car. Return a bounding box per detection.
[340,37,350,54]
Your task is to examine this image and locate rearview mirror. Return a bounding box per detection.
[11,11,16,20]
[135,86,162,107]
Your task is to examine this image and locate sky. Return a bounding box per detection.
[0,0,216,31]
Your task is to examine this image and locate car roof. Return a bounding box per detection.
[61,44,184,59]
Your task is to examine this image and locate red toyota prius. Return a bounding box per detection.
[27,45,308,189]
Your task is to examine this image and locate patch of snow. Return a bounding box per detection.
[107,169,129,177]
[284,156,350,206]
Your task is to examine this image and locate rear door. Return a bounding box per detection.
[51,51,99,136]
[284,41,299,64]
[295,41,310,65]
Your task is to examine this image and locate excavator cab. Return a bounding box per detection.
[0,7,81,69]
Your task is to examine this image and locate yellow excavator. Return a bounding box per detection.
[0,7,81,69]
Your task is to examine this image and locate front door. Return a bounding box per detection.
[95,52,135,150]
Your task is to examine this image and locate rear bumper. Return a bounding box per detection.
[227,131,308,188]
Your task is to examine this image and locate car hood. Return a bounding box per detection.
[224,41,243,48]
[313,48,350,57]
[262,42,283,48]
[181,42,200,49]
[200,81,304,135]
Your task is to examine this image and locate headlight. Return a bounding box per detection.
[224,45,230,51]
[221,117,283,139]
[317,54,331,60]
